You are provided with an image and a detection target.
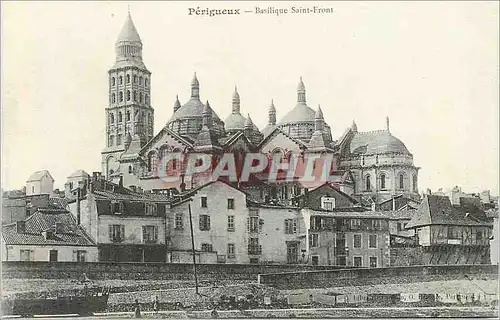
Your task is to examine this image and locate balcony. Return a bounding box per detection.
[248,245,262,255]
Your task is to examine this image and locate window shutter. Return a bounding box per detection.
[284,220,288,234]
[108,225,113,241]
[120,225,125,240]
[207,216,211,230]
[154,226,158,241]
[199,215,203,230]
[293,219,297,233]
[247,218,250,232]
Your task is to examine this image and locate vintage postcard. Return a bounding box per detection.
[1,1,498,319]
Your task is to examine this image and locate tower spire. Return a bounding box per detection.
[232,86,240,114]
[268,99,276,125]
[173,95,181,113]
[314,105,324,131]
[297,77,306,104]
[386,116,390,132]
[191,72,200,99]
[116,11,143,61]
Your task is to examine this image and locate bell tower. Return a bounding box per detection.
[102,12,154,178]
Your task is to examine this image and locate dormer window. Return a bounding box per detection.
[321,196,336,211]
[145,203,157,216]
[111,202,124,214]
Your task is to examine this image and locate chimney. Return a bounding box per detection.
[16,221,26,233]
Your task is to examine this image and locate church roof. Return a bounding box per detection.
[278,104,317,125]
[261,124,276,138]
[193,126,222,152]
[349,130,411,156]
[117,12,142,43]
[307,130,333,152]
[169,98,222,122]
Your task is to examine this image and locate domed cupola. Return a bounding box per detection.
[276,77,333,142]
[166,73,225,139]
[224,86,263,144]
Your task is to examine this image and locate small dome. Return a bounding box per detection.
[225,113,260,132]
[315,105,323,119]
[349,131,411,155]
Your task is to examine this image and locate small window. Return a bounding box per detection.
[119,76,123,85]
[201,197,207,208]
[354,256,362,267]
[380,174,386,190]
[112,93,116,103]
[139,92,143,103]
[126,74,130,83]
[321,197,336,211]
[285,218,297,234]
[127,90,131,101]
[110,113,115,124]
[76,250,87,262]
[133,91,137,102]
[117,134,122,145]
[109,224,125,242]
[372,219,382,230]
[227,216,235,231]
[133,75,137,83]
[69,182,73,190]
[128,166,132,174]
[139,76,143,85]
[248,216,259,233]
[201,243,213,252]
[309,233,319,248]
[227,198,235,209]
[145,94,149,105]
[118,112,123,122]
[351,219,361,230]
[145,78,149,87]
[142,225,158,243]
[365,175,371,191]
[399,173,405,189]
[119,91,123,102]
[369,234,377,248]
[108,135,114,147]
[145,203,157,216]
[111,77,116,86]
[227,243,235,258]
[353,234,362,248]
[175,214,183,229]
[20,249,33,261]
[126,111,131,121]
[369,256,378,268]
[412,174,418,192]
[199,214,210,231]
[476,231,483,240]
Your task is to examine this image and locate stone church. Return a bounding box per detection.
[102,13,420,205]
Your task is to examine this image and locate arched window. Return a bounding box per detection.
[145,94,149,105]
[108,135,114,147]
[118,112,123,122]
[126,74,130,83]
[399,173,405,190]
[127,90,131,101]
[380,174,386,190]
[117,134,122,145]
[112,93,116,103]
[128,166,133,174]
[148,114,152,125]
[139,76,143,85]
[111,77,115,86]
[365,175,371,191]
[145,78,149,87]
[147,152,158,173]
[126,111,131,121]
[119,76,123,85]
[133,91,137,102]
[133,75,137,84]
[119,92,123,102]
[412,174,418,192]
[110,113,114,124]
[139,92,143,103]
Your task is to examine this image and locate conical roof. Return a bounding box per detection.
[117,13,142,43]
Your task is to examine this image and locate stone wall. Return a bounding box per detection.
[257,264,498,289]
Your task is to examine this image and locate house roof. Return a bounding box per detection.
[93,189,171,202]
[305,208,389,220]
[2,209,96,246]
[27,170,54,182]
[405,195,492,229]
[67,170,90,179]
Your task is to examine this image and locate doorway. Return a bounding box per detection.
[287,242,298,264]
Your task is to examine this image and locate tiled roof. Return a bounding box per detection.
[406,195,491,229]
[193,126,222,152]
[67,170,90,178]
[377,209,414,220]
[27,170,54,182]
[49,197,69,210]
[2,210,96,246]
[305,209,389,219]
[92,189,171,202]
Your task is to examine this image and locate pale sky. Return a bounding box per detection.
[1,1,499,195]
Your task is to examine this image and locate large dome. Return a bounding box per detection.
[169,98,222,122]
[349,130,411,155]
[278,104,316,125]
